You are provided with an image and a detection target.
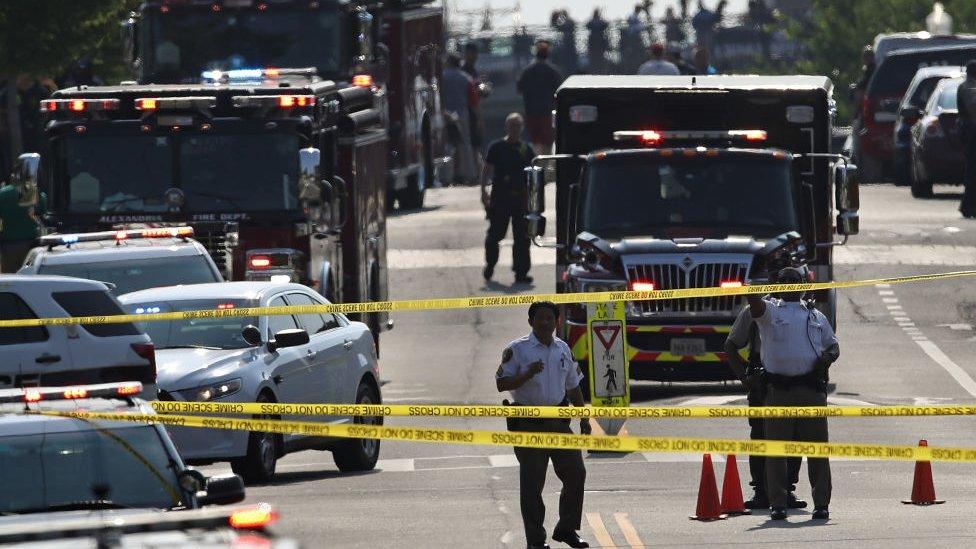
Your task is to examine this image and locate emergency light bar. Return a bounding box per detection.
[232,94,315,109]
[39,226,194,247]
[0,382,143,404]
[202,67,316,84]
[135,96,216,111]
[40,99,120,114]
[613,129,768,144]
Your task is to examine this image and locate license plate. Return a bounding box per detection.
[670,338,706,356]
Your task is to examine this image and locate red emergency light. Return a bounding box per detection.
[41,99,120,114]
[352,74,374,88]
[278,95,314,108]
[249,256,272,269]
[720,281,743,289]
[229,504,278,530]
[0,382,144,404]
[631,282,656,292]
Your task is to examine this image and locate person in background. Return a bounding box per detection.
[693,46,717,75]
[956,60,976,219]
[667,47,698,75]
[516,41,564,155]
[462,42,489,173]
[586,8,610,74]
[441,53,478,185]
[0,179,45,273]
[551,9,579,75]
[638,43,681,75]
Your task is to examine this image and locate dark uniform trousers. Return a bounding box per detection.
[962,133,976,216]
[512,418,585,545]
[747,384,801,496]
[764,384,832,509]
[485,189,530,277]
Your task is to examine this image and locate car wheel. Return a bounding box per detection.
[397,172,425,210]
[911,161,934,198]
[333,381,382,472]
[231,394,279,483]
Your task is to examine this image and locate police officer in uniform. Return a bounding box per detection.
[726,292,805,510]
[746,267,840,521]
[496,301,590,549]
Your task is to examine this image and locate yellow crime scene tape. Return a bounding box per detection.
[150,401,976,420]
[34,410,976,463]
[1,270,974,328]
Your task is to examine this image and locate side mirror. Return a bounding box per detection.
[298,148,323,205]
[525,213,547,238]
[834,163,860,236]
[270,328,310,351]
[120,15,138,68]
[329,175,348,231]
[900,106,923,120]
[242,325,262,347]
[199,474,246,506]
[11,153,40,208]
[524,165,544,214]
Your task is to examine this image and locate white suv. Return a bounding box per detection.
[0,275,156,397]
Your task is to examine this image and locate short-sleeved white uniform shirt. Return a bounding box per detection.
[496,332,583,406]
[754,297,837,377]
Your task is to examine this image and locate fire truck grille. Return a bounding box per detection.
[625,261,750,317]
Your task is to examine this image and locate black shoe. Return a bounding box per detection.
[770,507,787,520]
[483,266,493,281]
[812,506,829,520]
[552,530,589,548]
[743,494,770,509]
[787,492,808,509]
[527,544,551,549]
[514,274,534,284]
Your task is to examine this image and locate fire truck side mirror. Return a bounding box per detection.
[834,163,859,236]
[11,153,40,208]
[526,213,547,238]
[120,15,138,68]
[524,165,544,214]
[299,148,322,203]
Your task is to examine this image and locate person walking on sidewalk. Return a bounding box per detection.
[745,267,840,521]
[481,113,535,285]
[496,301,591,549]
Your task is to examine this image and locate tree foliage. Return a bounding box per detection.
[791,0,976,121]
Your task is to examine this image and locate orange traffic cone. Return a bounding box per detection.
[720,454,749,515]
[690,454,727,521]
[902,440,945,505]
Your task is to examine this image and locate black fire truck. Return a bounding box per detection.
[123,0,446,209]
[29,71,390,345]
[525,75,859,388]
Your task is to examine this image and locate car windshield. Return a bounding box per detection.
[38,255,219,295]
[61,133,300,214]
[0,425,184,514]
[583,155,798,240]
[143,6,343,82]
[869,48,976,98]
[906,76,950,108]
[123,299,258,350]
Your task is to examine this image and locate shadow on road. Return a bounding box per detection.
[480,280,536,294]
[629,381,745,403]
[746,514,835,531]
[254,468,380,487]
[389,204,444,217]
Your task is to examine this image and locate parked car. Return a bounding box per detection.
[118,282,382,482]
[893,65,964,185]
[19,227,223,294]
[872,31,976,64]
[0,275,156,397]
[910,76,965,197]
[856,43,976,181]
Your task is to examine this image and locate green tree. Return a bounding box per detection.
[792,0,976,121]
[1,0,138,162]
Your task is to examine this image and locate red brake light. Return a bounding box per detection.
[352,74,374,88]
[115,231,129,241]
[720,281,743,289]
[62,388,88,399]
[135,98,158,111]
[24,389,43,403]
[631,282,655,292]
[742,130,767,141]
[640,130,662,145]
[216,303,235,310]
[69,100,86,112]
[278,95,314,108]
[116,383,142,396]
[229,505,278,530]
[250,256,271,269]
[264,67,280,78]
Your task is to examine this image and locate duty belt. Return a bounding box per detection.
[765,371,824,391]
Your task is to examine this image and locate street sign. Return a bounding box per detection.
[586,301,629,435]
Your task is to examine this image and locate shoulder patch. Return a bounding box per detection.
[502,348,513,362]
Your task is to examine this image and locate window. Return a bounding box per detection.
[287,293,339,334]
[52,291,141,337]
[39,255,220,295]
[267,296,298,337]
[0,293,48,345]
[124,299,257,350]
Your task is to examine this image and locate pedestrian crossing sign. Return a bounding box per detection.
[586,301,630,409]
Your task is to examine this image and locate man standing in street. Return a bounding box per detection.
[746,267,840,521]
[481,113,535,284]
[955,60,976,218]
[442,53,478,185]
[0,180,44,272]
[497,301,591,549]
[638,43,680,75]
[725,293,806,511]
[516,41,563,155]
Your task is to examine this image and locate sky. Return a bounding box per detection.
[445,0,751,29]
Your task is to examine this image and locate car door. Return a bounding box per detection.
[285,292,347,422]
[0,291,66,389]
[263,294,315,437]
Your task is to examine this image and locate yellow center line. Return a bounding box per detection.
[585,512,617,548]
[613,513,645,549]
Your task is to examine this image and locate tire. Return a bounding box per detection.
[333,381,382,472]
[397,173,425,210]
[231,394,280,483]
[911,160,934,198]
[366,264,381,357]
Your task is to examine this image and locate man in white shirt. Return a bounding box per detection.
[637,43,680,76]
[746,267,839,522]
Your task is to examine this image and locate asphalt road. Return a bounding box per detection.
[207,183,976,548]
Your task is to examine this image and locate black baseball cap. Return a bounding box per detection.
[775,267,805,283]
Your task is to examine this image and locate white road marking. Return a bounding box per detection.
[887,305,904,310]
[878,290,895,296]
[378,458,416,472]
[938,323,974,331]
[488,454,519,468]
[916,340,976,398]
[882,297,900,304]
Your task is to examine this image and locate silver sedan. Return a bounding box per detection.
[119,282,382,483]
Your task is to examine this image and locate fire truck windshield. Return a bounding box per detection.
[582,154,799,240]
[60,133,301,214]
[142,6,343,82]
